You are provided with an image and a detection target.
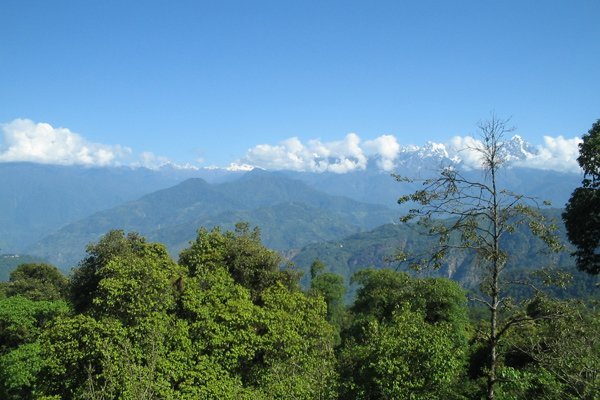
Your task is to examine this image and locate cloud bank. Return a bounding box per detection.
[1,118,583,174]
[239,133,583,174]
[0,119,132,166]
[0,118,199,170]
[240,134,369,173]
[513,136,582,172]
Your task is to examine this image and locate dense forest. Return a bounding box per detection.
[1,120,599,399]
[0,223,598,399]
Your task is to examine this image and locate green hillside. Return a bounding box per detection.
[0,163,196,252]
[292,213,599,299]
[28,171,397,268]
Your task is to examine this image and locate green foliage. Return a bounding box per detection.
[92,243,182,324]
[310,259,326,280]
[5,263,68,301]
[350,269,469,337]
[29,228,338,399]
[563,187,600,274]
[0,297,68,399]
[0,297,68,353]
[181,224,299,302]
[254,283,338,400]
[512,297,600,398]
[180,264,259,374]
[311,272,346,329]
[577,119,600,185]
[339,270,469,399]
[309,259,346,342]
[339,306,466,400]
[178,226,227,276]
[0,342,44,400]
[222,223,290,299]
[3,223,599,399]
[39,314,128,399]
[563,119,600,275]
[180,226,338,398]
[69,230,149,313]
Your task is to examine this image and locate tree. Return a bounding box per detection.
[563,119,600,275]
[180,223,299,302]
[397,116,562,400]
[505,296,600,398]
[40,231,186,399]
[69,230,148,313]
[0,297,68,399]
[179,226,338,399]
[13,227,338,399]
[338,270,469,399]
[91,242,182,324]
[6,264,68,301]
[253,283,339,400]
[309,259,346,336]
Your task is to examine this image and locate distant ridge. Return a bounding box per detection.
[27,171,397,268]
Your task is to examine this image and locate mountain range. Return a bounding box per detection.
[0,135,585,285]
[25,170,397,267]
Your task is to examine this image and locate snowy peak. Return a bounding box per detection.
[394,135,540,170]
[418,141,450,159]
[233,133,580,174]
[500,135,536,162]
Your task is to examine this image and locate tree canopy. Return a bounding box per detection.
[563,119,600,275]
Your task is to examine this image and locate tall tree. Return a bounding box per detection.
[563,119,600,275]
[180,223,299,302]
[6,263,68,301]
[397,116,562,400]
[338,270,469,399]
[69,230,148,313]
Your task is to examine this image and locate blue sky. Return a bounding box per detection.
[0,0,598,171]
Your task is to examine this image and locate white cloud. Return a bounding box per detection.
[446,136,486,169]
[3,119,582,175]
[240,132,584,174]
[0,119,131,166]
[137,151,172,169]
[445,134,582,173]
[364,135,401,171]
[241,133,370,173]
[131,151,200,170]
[226,163,256,171]
[515,135,582,173]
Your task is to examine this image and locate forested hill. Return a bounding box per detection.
[286,165,581,209]
[291,211,600,299]
[27,170,397,268]
[1,161,581,255]
[0,162,202,252]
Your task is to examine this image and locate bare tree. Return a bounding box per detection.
[396,116,562,400]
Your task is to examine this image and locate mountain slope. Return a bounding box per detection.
[28,171,397,268]
[287,167,581,210]
[0,162,201,252]
[215,169,395,226]
[291,211,599,298]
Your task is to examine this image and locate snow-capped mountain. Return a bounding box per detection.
[379,135,539,172]
[500,135,537,162]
